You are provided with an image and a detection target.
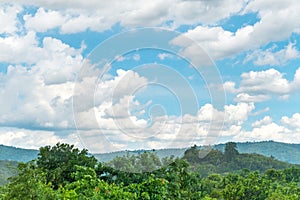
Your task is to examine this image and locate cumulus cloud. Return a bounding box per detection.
[0,31,83,69]
[24,8,66,32]
[245,42,300,66]
[0,31,43,64]
[281,113,300,131]
[234,93,270,103]
[0,35,84,130]
[3,0,247,34]
[234,113,300,143]
[252,116,272,128]
[0,127,81,150]
[74,102,256,152]
[224,67,300,102]
[172,0,300,61]
[0,4,22,34]
[1,1,300,152]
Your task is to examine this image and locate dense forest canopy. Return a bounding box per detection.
[0,142,299,199]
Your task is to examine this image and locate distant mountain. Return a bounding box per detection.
[0,141,300,164]
[214,141,300,164]
[0,145,38,162]
[94,148,186,163]
[95,141,300,164]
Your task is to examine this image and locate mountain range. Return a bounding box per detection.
[1,141,300,164]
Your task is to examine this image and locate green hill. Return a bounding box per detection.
[183,143,299,176]
[214,141,300,164]
[101,141,300,179]
[94,148,186,163]
[0,145,38,162]
[0,141,299,164]
[95,141,300,164]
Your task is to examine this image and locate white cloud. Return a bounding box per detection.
[245,43,300,66]
[243,0,300,44]
[0,128,81,150]
[239,68,290,94]
[224,102,255,125]
[234,113,300,143]
[225,67,300,102]
[0,4,22,34]
[0,65,75,129]
[2,0,247,34]
[72,69,150,131]
[281,113,300,131]
[234,122,288,142]
[252,116,272,128]
[234,93,270,102]
[172,0,300,61]
[24,8,66,32]
[0,31,43,64]
[0,31,83,68]
[158,53,173,60]
[1,1,300,151]
[172,25,255,60]
[0,35,84,130]
[50,98,253,152]
[291,67,300,90]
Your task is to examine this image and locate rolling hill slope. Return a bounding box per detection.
[0,141,299,164]
[0,145,38,162]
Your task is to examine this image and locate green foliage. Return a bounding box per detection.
[1,143,300,199]
[126,175,169,200]
[60,165,136,199]
[107,151,163,173]
[224,142,239,161]
[0,160,18,185]
[36,143,98,188]
[183,142,297,175]
[0,161,59,200]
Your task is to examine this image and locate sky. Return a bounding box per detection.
[0,0,300,153]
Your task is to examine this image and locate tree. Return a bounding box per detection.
[36,143,97,188]
[1,161,58,200]
[183,145,200,163]
[224,142,239,162]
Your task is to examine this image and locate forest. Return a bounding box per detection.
[0,142,300,199]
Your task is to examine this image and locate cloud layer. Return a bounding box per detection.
[0,1,300,152]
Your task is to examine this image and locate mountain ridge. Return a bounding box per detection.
[1,141,299,164]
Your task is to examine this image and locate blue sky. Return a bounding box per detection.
[0,0,300,153]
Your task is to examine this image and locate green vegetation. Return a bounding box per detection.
[95,141,300,164]
[0,142,300,199]
[215,141,300,164]
[1,141,300,164]
[184,143,297,176]
[0,160,18,185]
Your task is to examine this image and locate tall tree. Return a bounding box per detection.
[37,143,97,188]
[224,142,239,162]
